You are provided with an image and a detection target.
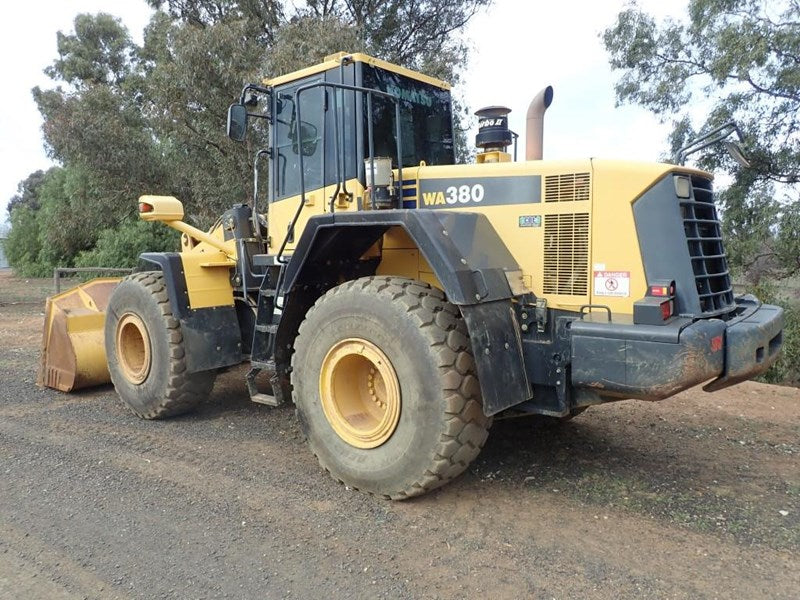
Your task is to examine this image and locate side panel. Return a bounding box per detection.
[139,253,243,373]
[414,160,593,312]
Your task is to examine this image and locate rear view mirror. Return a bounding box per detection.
[227,103,248,141]
[723,140,751,168]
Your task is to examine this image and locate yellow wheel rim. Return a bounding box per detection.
[115,313,152,385]
[319,338,401,449]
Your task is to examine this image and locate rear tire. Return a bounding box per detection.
[105,272,216,419]
[291,276,491,499]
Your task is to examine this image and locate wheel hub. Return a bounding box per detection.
[115,313,152,385]
[319,338,401,448]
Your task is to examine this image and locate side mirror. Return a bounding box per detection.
[227,103,248,142]
[723,140,751,168]
[292,121,319,157]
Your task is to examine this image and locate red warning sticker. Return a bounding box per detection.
[594,271,630,297]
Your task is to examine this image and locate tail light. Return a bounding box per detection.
[634,280,676,325]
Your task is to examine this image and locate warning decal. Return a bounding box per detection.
[594,271,630,297]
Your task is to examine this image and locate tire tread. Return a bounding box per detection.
[115,272,214,419]
[292,276,491,499]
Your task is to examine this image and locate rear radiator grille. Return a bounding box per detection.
[682,176,734,315]
[543,213,590,295]
[544,172,591,202]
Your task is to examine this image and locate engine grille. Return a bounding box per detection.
[681,176,734,315]
[544,172,591,202]
[543,212,590,295]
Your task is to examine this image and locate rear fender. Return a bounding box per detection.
[278,210,532,415]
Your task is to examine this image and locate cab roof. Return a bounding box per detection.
[263,52,451,90]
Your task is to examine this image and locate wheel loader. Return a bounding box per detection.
[39,52,784,499]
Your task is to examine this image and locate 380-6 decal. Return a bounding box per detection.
[417,175,541,208]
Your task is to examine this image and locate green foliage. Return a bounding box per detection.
[46,13,135,88]
[75,218,179,269]
[603,0,800,282]
[4,205,46,277]
[8,1,486,273]
[7,169,49,214]
[748,280,800,387]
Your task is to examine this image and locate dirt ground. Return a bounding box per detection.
[1,269,799,599]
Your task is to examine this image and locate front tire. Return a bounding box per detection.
[291,277,491,499]
[105,272,216,419]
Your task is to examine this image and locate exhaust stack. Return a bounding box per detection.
[525,86,554,160]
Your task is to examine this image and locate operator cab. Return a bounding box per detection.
[229,53,456,205]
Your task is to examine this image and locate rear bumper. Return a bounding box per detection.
[702,297,784,392]
[570,296,784,400]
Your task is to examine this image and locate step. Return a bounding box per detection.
[249,392,281,407]
[250,360,275,371]
[255,324,278,334]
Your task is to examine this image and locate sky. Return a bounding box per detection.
[0,0,689,226]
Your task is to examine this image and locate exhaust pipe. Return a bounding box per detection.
[525,86,554,160]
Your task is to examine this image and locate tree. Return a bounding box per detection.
[603,0,800,281]
[8,0,488,275]
[7,169,49,214]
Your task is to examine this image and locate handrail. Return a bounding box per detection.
[275,80,404,264]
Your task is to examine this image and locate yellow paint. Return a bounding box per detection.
[38,278,120,392]
[590,159,709,314]
[180,251,235,309]
[268,180,364,254]
[137,195,237,310]
[264,52,450,90]
[410,159,711,314]
[319,337,402,448]
[139,195,184,221]
[376,248,419,280]
[415,160,593,311]
[477,151,512,163]
[374,227,443,290]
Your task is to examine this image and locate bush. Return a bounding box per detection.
[750,281,800,387]
[75,218,179,268]
[4,205,48,277]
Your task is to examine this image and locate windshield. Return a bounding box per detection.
[362,65,454,168]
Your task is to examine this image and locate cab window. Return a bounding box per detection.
[273,79,324,200]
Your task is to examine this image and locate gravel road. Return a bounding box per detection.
[1,271,799,599]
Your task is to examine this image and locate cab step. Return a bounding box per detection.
[249,392,280,407]
[245,365,283,407]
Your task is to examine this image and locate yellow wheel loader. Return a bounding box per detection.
[40,52,784,499]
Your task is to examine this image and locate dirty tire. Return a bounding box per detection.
[291,276,492,500]
[105,271,216,419]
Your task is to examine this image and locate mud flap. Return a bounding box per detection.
[460,300,532,416]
